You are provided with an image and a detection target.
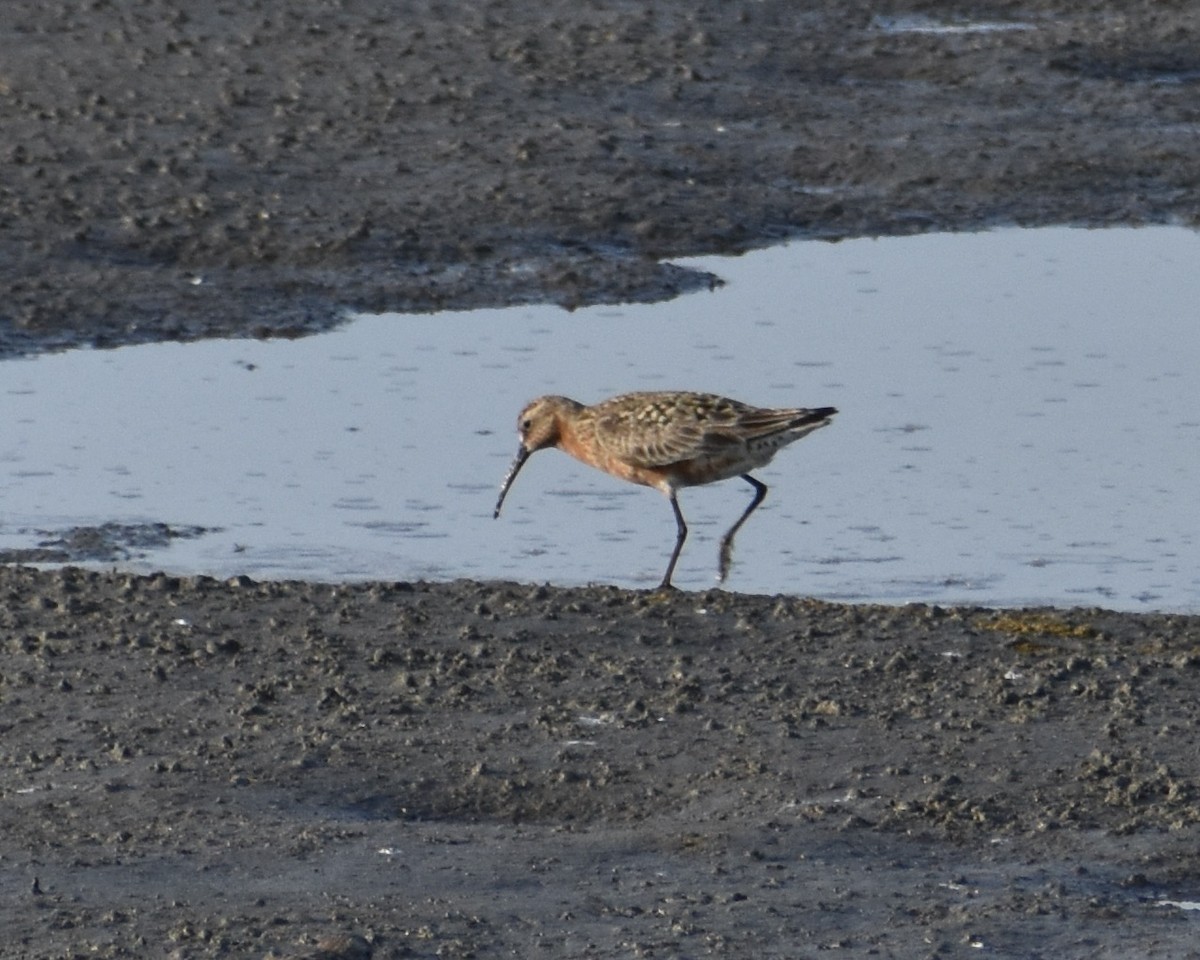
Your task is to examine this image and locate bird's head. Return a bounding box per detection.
[493,396,578,518]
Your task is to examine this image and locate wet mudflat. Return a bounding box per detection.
[3,0,1200,357]
[4,0,1200,957]
[3,568,1200,958]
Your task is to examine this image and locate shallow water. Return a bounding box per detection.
[871,14,1035,35]
[3,226,1198,610]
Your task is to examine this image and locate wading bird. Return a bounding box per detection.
[494,391,836,589]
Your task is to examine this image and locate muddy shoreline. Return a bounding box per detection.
[4,1,1200,358]
[4,568,1200,958]
[4,1,1200,957]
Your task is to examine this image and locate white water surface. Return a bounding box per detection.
[3,226,1197,610]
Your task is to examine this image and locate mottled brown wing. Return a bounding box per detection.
[732,406,817,440]
[591,392,751,468]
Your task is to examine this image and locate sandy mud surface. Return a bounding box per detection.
[4,1,1200,957]
[3,569,1200,958]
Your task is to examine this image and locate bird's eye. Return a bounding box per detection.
[521,418,532,432]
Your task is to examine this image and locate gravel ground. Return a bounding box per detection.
[3,1,1200,957]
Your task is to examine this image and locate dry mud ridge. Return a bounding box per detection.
[3,569,1200,958]
[4,0,1200,958]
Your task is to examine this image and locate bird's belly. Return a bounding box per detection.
[669,452,765,488]
[560,435,666,490]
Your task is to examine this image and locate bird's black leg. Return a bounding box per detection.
[718,474,768,582]
[659,492,688,590]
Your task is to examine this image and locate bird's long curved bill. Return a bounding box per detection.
[493,447,530,518]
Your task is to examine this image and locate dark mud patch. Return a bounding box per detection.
[2,568,1199,957]
[0,522,213,564]
[3,0,1200,358]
